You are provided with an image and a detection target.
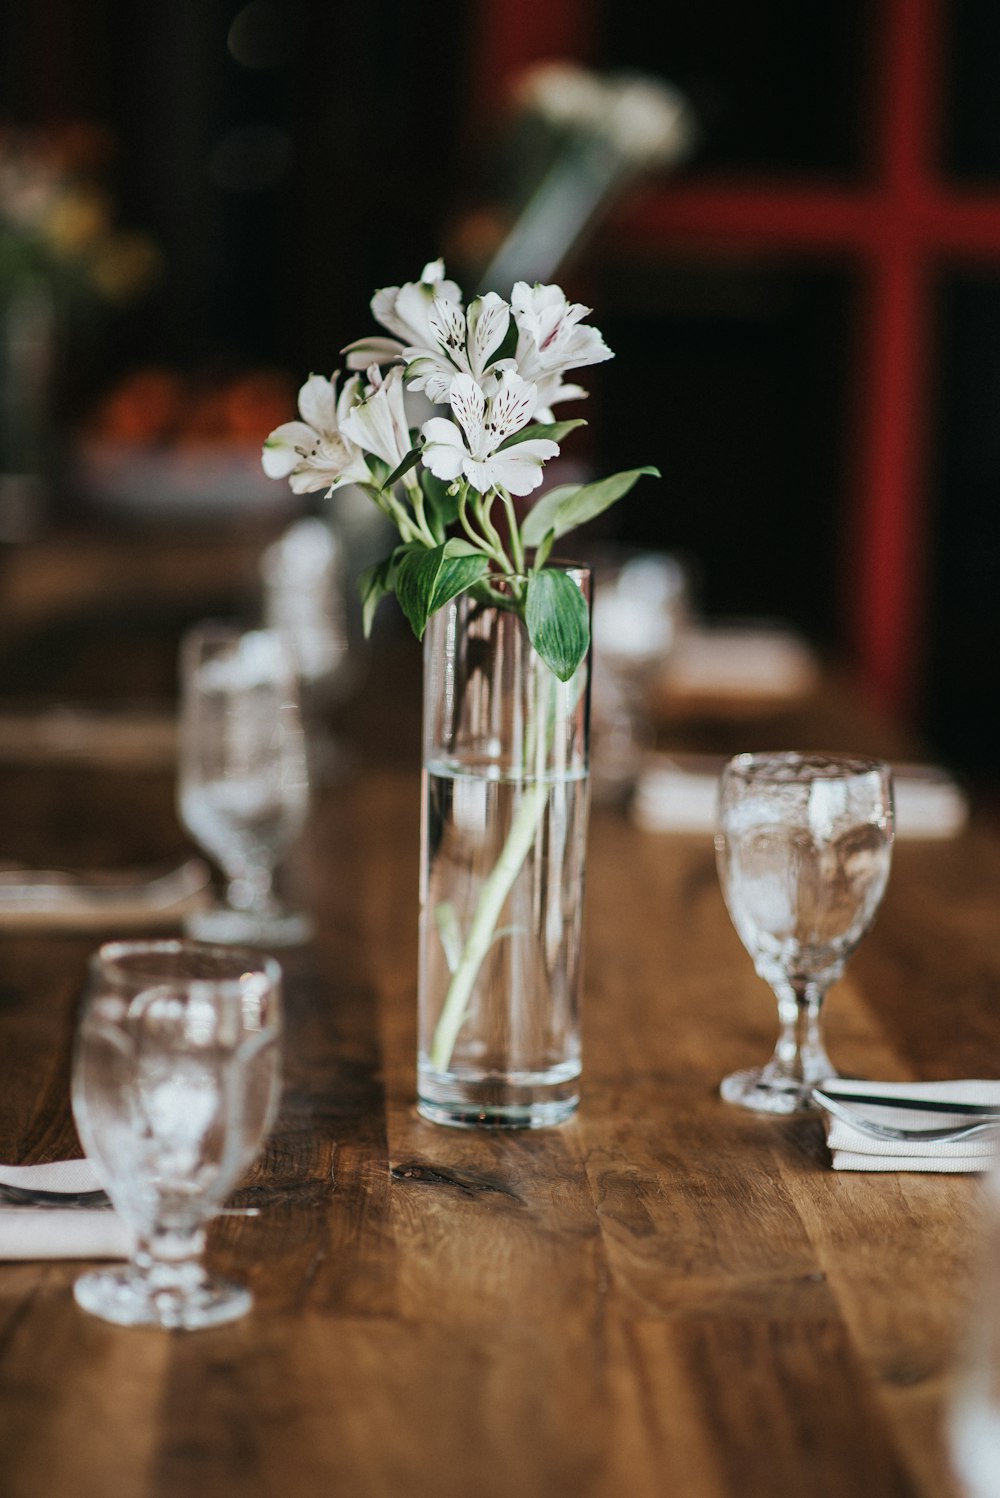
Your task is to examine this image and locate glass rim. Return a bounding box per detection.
[479,557,591,587]
[722,750,892,785]
[91,938,282,989]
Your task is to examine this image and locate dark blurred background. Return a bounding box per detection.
[2,0,1000,781]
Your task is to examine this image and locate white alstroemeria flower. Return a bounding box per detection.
[261,372,370,494]
[343,259,463,371]
[340,365,413,472]
[511,281,613,415]
[420,371,558,497]
[405,290,511,404]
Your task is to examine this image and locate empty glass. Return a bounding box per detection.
[716,751,894,1113]
[72,939,283,1329]
[177,622,311,946]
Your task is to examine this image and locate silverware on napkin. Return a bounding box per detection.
[812,1089,1000,1144]
[812,1079,1000,1172]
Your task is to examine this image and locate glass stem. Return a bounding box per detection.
[225,863,276,915]
[772,977,835,1083]
[131,1225,208,1316]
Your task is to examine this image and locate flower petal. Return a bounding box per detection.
[486,371,538,446]
[404,354,458,405]
[288,467,341,494]
[261,421,318,477]
[448,373,487,456]
[340,367,412,470]
[342,335,406,371]
[466,292,510,380]
[396,278,459,351]
[335,371,363,425]
[298,374,337,432]
[370,285,411,343]
[475,438,559,496]
[427,297,468,364]
[420,416,467,481]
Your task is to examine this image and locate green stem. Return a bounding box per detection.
[499,489,525,576]
[473,491,514,573]
[429,778,551,1074]
[458,489,513,573]
[404,477,439,548]
[385,493,421,545]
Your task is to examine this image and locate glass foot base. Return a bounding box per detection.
[720,1066,828,1115]
[184,906,313,948]
[417,1097,579,1129]
[74,1266,251,1330]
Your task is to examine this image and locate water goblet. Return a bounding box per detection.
[177,622,311,946]
[715,751,894,1113]
[71,939,283,1330]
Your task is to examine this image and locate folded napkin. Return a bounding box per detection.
[0,1160,131,1260]
[632,755,969,839]
[0,706,177,770]
[818,1080,1000,1173]
[652,626,821,720]
[0,858,212,932]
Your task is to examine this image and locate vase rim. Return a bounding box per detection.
[489,556,590,585]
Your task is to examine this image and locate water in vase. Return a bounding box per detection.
[418,760,588,1129]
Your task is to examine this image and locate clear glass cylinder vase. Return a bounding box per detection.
[417,567,591,1129]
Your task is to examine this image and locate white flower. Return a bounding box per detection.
[511,281,613,416]
[340,365,412,472]
[420,371,558,497]
[261,372,371,494]
[344,260,513,407]
[405,290,510,404]
[343,259,463,372]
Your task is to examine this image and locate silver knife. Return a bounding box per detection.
[813,1087,1000,1117]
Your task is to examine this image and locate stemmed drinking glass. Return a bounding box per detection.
[177,622,311,946]
[72,939,283,1329]
[715,751,894,1113]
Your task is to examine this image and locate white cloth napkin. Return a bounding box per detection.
[632,755,969,839]
[0,1160,131,1260]
[818,1079,1000,1173]
[0,858,212,932]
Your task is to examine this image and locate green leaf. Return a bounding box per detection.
[534,527,556,571]
[358,553,398,638]
[420,468,461,541]
[357,544,422,637]
[395,540,491,640]
[520,483,582,548]
[380,446,422,491]
[497,417,586,451]
[525,568,590,682]
[486,316,519,368]
[521,466,661,548]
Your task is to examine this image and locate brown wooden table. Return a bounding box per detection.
[0,554,995,1496]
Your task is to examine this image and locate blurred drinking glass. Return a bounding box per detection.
[590,551,688,801]
[72,938,282,1329]
[177,622,311,946]
[261,518,357,781]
